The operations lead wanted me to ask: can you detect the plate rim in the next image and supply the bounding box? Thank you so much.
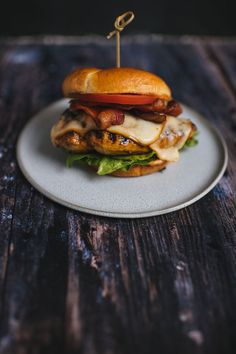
[16,100,228,218]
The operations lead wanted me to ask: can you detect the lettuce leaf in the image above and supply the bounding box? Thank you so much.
[66,151,156,176]
[183,131,198,148]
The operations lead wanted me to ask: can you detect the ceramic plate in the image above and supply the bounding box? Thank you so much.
[17,99,228,218]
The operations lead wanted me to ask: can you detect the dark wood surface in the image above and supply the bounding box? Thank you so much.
[0,35,235,354]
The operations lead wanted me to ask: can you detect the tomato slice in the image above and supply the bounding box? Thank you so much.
[74,94,156,105]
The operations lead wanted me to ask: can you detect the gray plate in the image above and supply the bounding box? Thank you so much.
[17,99,228,218]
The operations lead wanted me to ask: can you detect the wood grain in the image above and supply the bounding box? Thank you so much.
[0,36,235,354]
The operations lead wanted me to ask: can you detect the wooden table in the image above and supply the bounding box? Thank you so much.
[0,35,235,354]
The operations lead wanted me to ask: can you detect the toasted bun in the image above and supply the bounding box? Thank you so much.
[90,160,167,177]
[63,67,171,101]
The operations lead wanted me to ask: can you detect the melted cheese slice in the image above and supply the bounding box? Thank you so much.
[150,116,192,161]
[51,113,96,143]
[107,113,163,145]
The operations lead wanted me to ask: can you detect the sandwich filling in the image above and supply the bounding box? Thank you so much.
[51,98,198,175]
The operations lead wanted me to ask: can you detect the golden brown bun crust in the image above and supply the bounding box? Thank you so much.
[90,161,167,177]
[63,67,171,101]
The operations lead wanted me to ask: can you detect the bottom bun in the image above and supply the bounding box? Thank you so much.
[111,161,167,177]
[91,160,167,177]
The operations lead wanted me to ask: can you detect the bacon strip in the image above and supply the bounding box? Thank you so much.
[70,102,100,118]
[95,109,124,129]
[164,100,183,117]
[70,102,124,129]
[135,99,167,112]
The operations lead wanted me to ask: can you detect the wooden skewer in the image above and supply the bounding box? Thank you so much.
[107,11,135,68]
[116,31,120,68]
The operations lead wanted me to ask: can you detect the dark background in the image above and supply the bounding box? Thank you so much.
[0,0,235,37]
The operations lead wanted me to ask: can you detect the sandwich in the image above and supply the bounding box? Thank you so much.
[51,67,197,177]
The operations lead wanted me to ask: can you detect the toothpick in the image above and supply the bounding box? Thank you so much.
[107,11,135,68]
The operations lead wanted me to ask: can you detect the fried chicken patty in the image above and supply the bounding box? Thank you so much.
[54,130,150,155]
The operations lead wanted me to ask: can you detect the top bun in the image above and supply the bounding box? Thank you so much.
[62,67,172,101]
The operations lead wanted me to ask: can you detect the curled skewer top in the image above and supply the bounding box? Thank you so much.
[107,11,135,39]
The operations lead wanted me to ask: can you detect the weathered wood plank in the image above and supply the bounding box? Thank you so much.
[0,37,235,354]
[0,45,24,332]
[0,45,68,353]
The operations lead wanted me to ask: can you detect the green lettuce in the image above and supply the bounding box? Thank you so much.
[183,131,198,148]
[66,151,156,176]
